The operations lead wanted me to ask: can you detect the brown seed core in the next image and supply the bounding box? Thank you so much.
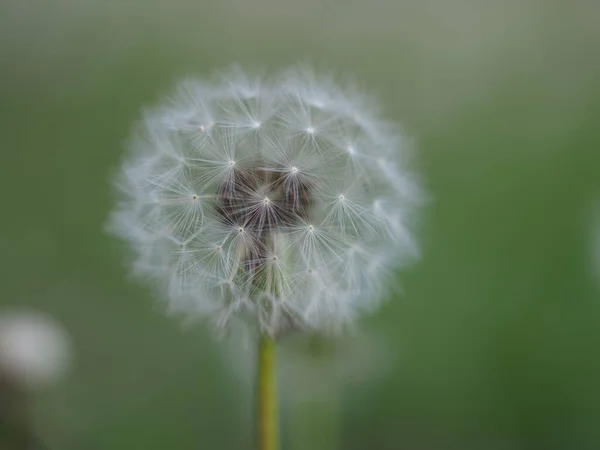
[215,165,313,275]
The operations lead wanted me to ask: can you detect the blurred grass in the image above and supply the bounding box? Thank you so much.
[1,0,599,449]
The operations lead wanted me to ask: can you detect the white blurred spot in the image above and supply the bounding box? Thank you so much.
[0,309,71,389]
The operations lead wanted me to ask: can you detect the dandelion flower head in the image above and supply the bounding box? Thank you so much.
[0,309,71,388]
[109,67,420,335]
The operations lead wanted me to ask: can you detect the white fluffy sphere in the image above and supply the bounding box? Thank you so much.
[0,310,71,388]
[108,66,420,335]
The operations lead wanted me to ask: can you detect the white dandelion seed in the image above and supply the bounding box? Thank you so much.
[108,66,421,336]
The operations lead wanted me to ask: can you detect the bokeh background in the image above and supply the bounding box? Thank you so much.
[1,0,600,449]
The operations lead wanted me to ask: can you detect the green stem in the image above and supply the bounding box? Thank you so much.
[257,334,277,450]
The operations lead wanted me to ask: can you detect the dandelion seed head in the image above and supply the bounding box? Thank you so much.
[0,310,71,389]
[108,66,421,336]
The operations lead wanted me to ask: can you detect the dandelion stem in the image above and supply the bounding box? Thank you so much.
[257,334,277,450]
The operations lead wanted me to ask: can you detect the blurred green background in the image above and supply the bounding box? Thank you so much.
[1,0,600,449]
